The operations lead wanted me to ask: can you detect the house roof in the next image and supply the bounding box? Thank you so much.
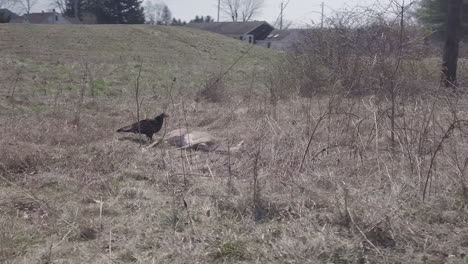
[187,21,273,36]
[10,12,81,24]
[0,8,20,19]
[265,29,302,41]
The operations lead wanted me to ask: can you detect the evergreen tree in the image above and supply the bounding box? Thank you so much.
[160,5,171,25]
[415,0,468,39]
[190,15,214,23]
[100,0,145,24]
[171,18,187,26]
[0,11,11,23]
[64,0,144,24]
[204,15,214,22]
[64,0,99,19]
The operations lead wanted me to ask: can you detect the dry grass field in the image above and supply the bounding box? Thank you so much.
[1,24,468,264]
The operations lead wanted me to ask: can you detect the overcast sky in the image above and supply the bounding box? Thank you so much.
[32,0,394,27]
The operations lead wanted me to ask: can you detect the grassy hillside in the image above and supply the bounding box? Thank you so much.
[0,24,275,64]
[0,24,276,101]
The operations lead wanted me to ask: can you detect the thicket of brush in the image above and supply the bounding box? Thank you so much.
[1,5,468,264]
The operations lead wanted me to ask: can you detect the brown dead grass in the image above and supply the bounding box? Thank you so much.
[0,140,52,178]
[2,89,468,263]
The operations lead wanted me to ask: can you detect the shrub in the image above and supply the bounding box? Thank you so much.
[289,13,432,97]
[214,241,247,261]
[0,141,51,178]
[197,72,228,103]
[0,12,11,23]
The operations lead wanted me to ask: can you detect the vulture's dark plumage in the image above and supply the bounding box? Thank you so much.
[117,113,168,141]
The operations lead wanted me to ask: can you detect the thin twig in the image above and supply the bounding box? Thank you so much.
[299,113,327,171]
[423,120,468,201]
[135,59,144,147]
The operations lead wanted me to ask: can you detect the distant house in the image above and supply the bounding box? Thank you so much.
[0,8,20,22]
[257,29,302,51]
[10,10,81,24]
[186,21,274,44]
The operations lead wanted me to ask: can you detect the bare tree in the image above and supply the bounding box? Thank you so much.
[50,0,66,14]
[240,0,263,21]
[50,0,79,17]
[441,0,463,88]
[144,0,163,25]
[17,0,38,14]
[221,0,239,21]
[0,0,19,9]
[272,0,294,29]
[221,0,264,22]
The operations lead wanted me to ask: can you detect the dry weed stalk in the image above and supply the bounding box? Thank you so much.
[72,67,87,128]
[0,175,113,262]
[6,69,20,99]
[134,59,144,147]
[198,44,255,103]
[251,127,264,222]
[423,119,468,201]
[299,111,328,171]
[80,61,95,97]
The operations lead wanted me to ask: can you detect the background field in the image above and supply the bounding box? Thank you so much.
[1,24,468,264]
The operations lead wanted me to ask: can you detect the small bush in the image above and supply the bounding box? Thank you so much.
[214,241,247,261]
[92,78,107,95]
[0,12,11,23]
[118,251,138,263]
[197,72,227,103]
[263,58,298,100]
[0,141,51,178]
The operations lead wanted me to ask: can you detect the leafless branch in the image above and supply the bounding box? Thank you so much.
[0,0,19,10]
[17,0,38,14]
[221,0,264,22]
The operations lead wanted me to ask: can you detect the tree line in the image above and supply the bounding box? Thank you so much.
[59,0,219,25]
[61,0,145,24]
[0,0,268,24]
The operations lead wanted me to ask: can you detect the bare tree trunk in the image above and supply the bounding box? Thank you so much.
[441,0,463,88]
[74,0,78,18]
[217,0,220,22]
[18,0,38,15]
[134,61,144,147]
[54,0,66,14]
[279,2,283,29]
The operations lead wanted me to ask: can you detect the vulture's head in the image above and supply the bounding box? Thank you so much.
[156,113,169,120]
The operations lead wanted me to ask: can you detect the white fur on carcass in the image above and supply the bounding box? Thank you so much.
[165,128,217,152]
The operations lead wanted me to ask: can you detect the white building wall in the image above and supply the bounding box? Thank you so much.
[44,13,72,24]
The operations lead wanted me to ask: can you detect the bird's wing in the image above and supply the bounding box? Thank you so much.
[117,119,153,133]
[116,123,135,132]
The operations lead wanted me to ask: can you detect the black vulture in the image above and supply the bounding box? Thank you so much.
[116,113,168,141]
